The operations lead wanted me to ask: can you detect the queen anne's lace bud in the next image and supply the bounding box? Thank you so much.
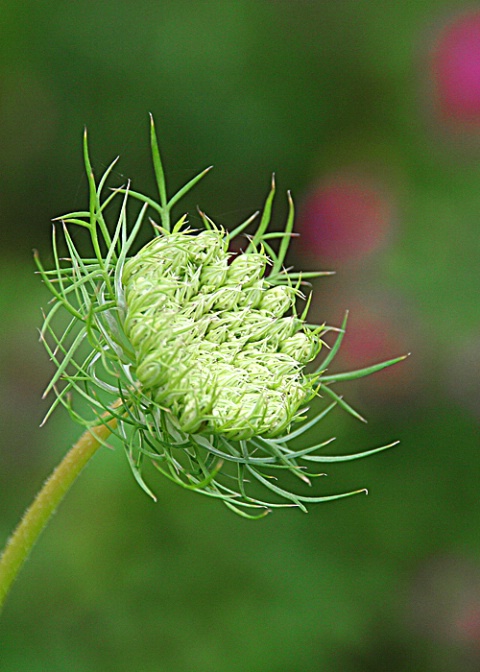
[122,227,320,441]
[38,119,403,516]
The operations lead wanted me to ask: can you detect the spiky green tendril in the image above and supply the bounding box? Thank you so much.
[35,116,404,518]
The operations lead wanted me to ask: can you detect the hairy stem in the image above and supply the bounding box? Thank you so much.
[0,417,117,613]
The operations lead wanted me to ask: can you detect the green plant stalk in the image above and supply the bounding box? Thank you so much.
[0,417,116,613]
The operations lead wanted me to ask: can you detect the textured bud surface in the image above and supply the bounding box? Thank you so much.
[122,227,321,440]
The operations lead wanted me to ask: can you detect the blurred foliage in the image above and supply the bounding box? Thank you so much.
[0,1,479,671]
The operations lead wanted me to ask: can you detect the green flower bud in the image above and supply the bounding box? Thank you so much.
[37,120,402,516]
[236,280,264,308]
[259,285,296,315]
[225,253,267,286]
[280,331,322,364]
[200,259,229,288]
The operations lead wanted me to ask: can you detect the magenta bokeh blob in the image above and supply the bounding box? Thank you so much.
[297,174,392,264]
[432,10,480,124]
[337,308,409,392]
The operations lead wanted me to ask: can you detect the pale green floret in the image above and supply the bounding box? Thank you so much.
[225,253,267,286]
[259,285,298,315]
[281,332,322,364]
[122,226,322,440]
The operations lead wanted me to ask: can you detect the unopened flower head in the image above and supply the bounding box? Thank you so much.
[122,227,321,440]
[36,117,403,517]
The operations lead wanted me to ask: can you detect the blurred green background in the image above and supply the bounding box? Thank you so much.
[1,1,479,670]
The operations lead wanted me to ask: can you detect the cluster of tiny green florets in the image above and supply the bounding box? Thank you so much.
[122,227,322,441]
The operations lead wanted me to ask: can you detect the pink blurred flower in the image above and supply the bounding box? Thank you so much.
[334,301,412,399]
[431,9,480,125]
[297,173,392,264]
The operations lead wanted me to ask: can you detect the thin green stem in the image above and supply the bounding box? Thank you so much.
[0,416,117,613]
